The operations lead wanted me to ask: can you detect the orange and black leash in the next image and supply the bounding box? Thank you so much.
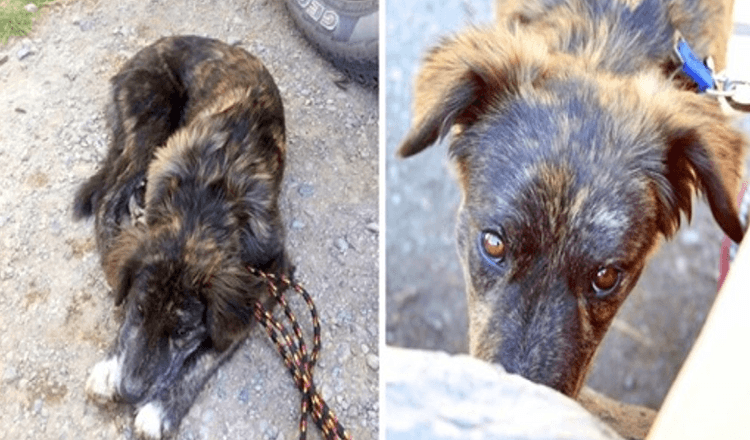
[248,267,352,440]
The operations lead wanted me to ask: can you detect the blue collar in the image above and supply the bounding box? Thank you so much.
[674,37,714,92]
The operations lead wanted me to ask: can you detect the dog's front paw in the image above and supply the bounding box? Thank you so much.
[85,356,121,403]
[135,402,170,440]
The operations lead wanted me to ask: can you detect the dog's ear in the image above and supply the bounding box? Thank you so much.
[204,267,254,352]
[103,227,145,294]
[398,28,553,157]
[655,93,745,243]
[114,255,141,306]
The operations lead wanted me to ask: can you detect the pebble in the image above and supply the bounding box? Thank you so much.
[291,220,305,230]
[335,238,349,252]
[3,365,19,383]
[237,387,249,404]
[0,55,8,67]
[25,3,38,13]
[365,353,379,371]
[297,183,314,197]
[365,222,378,233]
[33,399,43,415]
[336,343,351,363]
[17,40,34,60]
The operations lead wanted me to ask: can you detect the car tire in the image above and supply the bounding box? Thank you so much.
[283,0,378,87]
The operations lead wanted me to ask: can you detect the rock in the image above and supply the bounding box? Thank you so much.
[336,343,351,363]
[365,353,379,371]
[297,183,314,197]
[33,399,43,415]
[335,238,349,252]
[0,55,8,67]
[385,347,623,440]
[25,3,38,13]
[17,40,34,60]
[365,222,378,233]
[3,365,19,384]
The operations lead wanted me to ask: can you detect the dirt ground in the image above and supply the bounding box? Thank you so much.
[0,1,378,439]
[386,0,750,411]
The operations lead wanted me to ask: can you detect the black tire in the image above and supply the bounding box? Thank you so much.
[283,0,378,88]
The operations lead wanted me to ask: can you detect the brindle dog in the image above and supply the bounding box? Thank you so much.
[398,0,744,397]
[74,36,289,439]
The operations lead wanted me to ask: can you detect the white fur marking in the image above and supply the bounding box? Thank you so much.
[135,402,164,440]
[85,356,121,402]
[590,208,627,233]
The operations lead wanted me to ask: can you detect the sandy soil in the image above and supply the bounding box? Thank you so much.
[0,1,378,439]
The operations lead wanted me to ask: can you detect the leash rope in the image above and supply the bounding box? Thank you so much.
[249,267,352,440]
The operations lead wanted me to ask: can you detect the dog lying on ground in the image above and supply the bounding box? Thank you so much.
[73,35,289,439]
[398,0,744,398]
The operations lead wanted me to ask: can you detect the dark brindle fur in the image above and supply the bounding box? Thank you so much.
[399,0,744,397]
[73,35,288,438]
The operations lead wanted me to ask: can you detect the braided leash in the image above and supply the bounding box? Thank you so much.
[248,267,352,440]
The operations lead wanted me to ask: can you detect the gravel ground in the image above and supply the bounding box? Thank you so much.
[386,0,750,410]
[0,1,378,439]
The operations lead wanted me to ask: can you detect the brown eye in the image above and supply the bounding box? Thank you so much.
[482,231,506,260]
[593,266,620,294]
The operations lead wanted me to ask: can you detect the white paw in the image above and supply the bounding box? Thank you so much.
[135,402,166,440]
[85,356,121,403]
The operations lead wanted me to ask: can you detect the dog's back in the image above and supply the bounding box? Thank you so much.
[74,36,286,266]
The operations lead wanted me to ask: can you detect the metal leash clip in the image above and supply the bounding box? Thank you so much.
[674,33,750,112]
[709,73,750,112]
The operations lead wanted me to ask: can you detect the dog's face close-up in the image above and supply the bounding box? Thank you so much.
[399,0,745,397]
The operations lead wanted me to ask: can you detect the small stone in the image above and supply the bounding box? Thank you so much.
[0,55,8,67]
[360,343,369,355]
[335,238,349,252]
[17,45,32,60]
[237,388,249,404]
[365,222,378,233]
[365,353,379,371]
[24,3,38,13]
[291,220,305,230]
[3,366,19,383]
[33,399,43,415]
[297,183,314,197]
[336,343,351,363]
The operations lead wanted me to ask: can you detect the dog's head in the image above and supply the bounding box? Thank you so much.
[399,27,745,396]
[103,223,287,403]
[99,147,288,403]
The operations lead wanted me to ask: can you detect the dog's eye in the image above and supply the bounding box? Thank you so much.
[481,231,506,260]
[593,266,620,296]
